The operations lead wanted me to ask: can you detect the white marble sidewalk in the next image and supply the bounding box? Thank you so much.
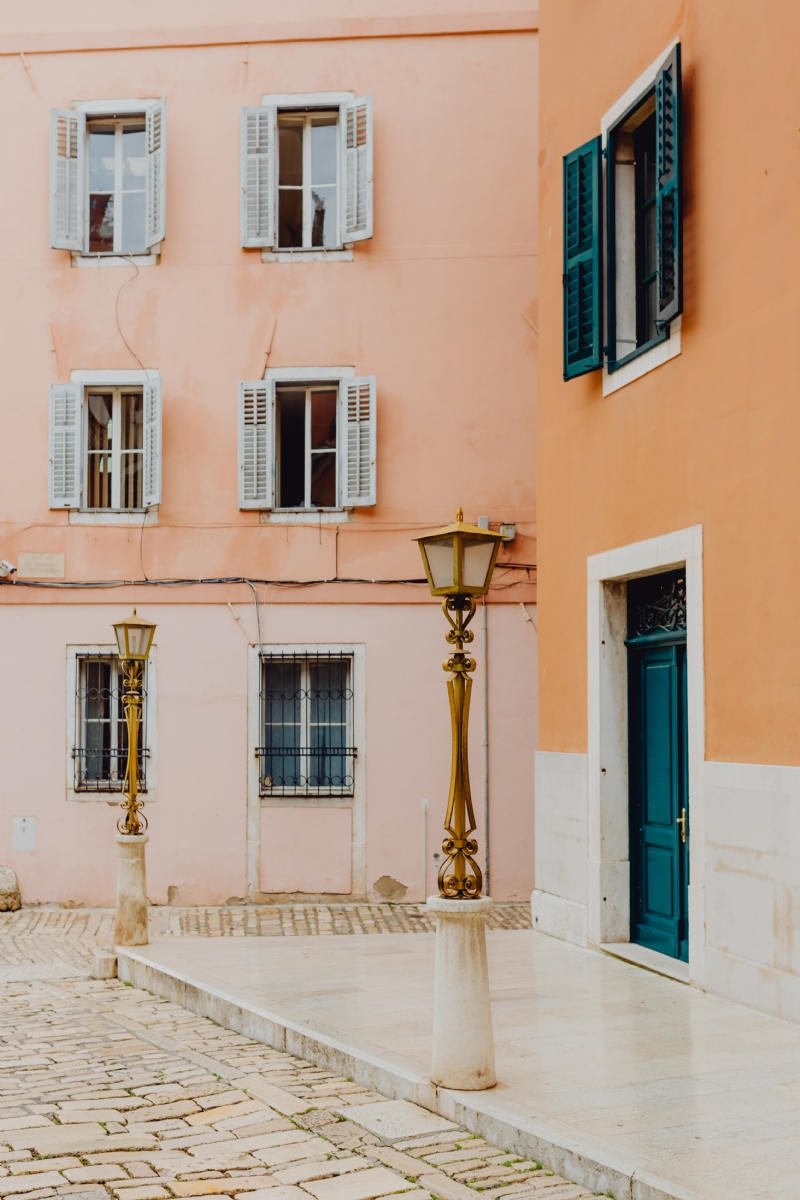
[119,928,800,1200]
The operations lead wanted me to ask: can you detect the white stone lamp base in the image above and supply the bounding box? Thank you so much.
[427,895,497,1090]
[115,834,149,947]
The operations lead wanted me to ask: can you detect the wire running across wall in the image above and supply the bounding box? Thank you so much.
[257,651,355,797]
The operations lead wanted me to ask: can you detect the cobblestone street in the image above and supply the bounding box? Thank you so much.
[0,906,597,1200]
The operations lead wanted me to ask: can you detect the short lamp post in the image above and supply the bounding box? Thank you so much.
[112,610,156,948]
[415,509,502,1090]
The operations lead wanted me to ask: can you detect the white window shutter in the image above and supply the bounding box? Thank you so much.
[50,109,85,251]
[239,381,274,509]
[145,99,166,247]
[340,376,376,507]
[49,384,82,508]
[341,96,373,243]
[241,107,277,248]
[142,376,162,507]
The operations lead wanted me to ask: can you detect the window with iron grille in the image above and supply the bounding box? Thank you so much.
[73,654,149,792]
[258,652,355,796]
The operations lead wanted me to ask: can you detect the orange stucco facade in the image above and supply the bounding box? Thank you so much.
[540,1,800,764]
[536,0,800,1022]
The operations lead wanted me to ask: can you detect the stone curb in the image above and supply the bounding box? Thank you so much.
[116,948,713,1200]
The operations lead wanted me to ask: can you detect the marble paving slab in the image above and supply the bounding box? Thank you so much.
[125,929,800,1200]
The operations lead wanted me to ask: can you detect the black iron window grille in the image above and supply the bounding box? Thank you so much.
[74,654,149,792]
[258,652,355,796]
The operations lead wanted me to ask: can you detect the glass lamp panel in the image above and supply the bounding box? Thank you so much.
[425,538,455,589]
[114,626,128,657]
[126,624,153,658]
[462,538,496,590]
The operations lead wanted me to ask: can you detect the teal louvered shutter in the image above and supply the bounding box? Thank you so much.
[655,45,682,326]
[563,137,603,380]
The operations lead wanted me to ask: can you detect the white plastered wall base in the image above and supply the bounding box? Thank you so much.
[531,750,588,947]
[587,526,705,985]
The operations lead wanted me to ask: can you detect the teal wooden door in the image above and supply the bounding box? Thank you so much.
[627,572,688,962]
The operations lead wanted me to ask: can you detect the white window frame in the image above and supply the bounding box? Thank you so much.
[66,644,158,804]
[82,384,145,513]
[247,642,366,900]
[53,370,162,524]
[69,98,163,266]
[83,115,148,257]
[275,382,342,512]
[601,41,681,396]
[259,92,357,263]
[244,366,356,523]
[277,111,341,253]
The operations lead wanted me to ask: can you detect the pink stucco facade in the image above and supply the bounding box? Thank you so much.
[0,1,538,905]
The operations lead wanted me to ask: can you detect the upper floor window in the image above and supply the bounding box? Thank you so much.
[562,45,682,381]
[238,372,376,512]
[49,374,162,511]
[241,94,373,254]
[50,100,166,258]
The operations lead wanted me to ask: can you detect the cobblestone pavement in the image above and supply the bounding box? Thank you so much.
[0,908,532,983]
[0,904,598,1200]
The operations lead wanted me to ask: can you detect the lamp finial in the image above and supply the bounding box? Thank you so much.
[456,507,463,522]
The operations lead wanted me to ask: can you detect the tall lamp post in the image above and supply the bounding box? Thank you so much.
[415,510,502,1090]
[112,610,156,948]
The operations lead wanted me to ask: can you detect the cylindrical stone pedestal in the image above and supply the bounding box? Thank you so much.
[114,834,149,947]
[427,895,496,1090]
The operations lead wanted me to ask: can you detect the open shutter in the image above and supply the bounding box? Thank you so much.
[241,106,276,248]
[340,377,376,507]
[341,97,373,243]
[563,136,603,380]
[50,109,85,251]
[142,376,162,507]
[145,99,166,247]
[655,44,682,326]
[239,381,274,509]
[49,384,82,508]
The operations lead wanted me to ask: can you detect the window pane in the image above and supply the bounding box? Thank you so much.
[310,453,337,508]
[311,187,337,248]
[121,192,146,254]
[89,127,115,192]
[310,391,337,449]
[277,389,306,507]
[262,660,302,787]
[88,394,113,450]
[309,660,349,786]
[122,126,146,189]
[310,118,337,186]
[278,189,303,248]
[87,393,113,510]
[278,121,303,186]
[89,194,114,252]
[120,453,143,510]
[82,660,111,783]
[120,393,143,450]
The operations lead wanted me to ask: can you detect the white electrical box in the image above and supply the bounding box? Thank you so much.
[11,817,36,853]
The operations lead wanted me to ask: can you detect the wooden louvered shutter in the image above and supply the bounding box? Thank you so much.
[563,137,603,380]
[239,381,273,509]
[341,97,373,243]
[655,44,682,326]
[49,384,82,508]
[340,377,376,507]
[142,377,162,507]
[146,100,166,247]
[50,109,85,251]
[241,107,276,248]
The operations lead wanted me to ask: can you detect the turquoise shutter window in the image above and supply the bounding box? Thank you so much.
[563,137,603,380]
[655,44,682,326]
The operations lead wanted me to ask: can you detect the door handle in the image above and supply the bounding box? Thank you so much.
[677,808,687,843]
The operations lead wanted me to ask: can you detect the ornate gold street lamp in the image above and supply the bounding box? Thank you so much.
[112,610,157,836]
[416,510,502,900]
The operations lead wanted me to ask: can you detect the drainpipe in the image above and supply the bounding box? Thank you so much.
[481,598,490,898]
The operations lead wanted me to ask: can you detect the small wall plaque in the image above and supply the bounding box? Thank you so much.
[16,552,65,579]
